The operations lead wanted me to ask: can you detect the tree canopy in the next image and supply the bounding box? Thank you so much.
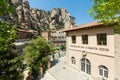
[0,21,23,80]
[0,0,14,16]
[0,0,23,79]
[24,37,55,79]
[89,0,120,22]
[0,21,16,51]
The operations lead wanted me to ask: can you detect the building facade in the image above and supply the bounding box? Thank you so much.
[41,30,51,41]
[18,29,32,39]
[64,22,120,80]
[14,29,37,55]
[41,30,66,50]
[18,29,38,39]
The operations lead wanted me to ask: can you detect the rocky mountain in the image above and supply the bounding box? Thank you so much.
[8,0,75,31]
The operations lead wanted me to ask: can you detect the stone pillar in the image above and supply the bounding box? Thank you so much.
[47,60,51,69]
[39,64,43,78]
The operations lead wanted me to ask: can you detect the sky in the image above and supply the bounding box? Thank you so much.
[28,0,96,25]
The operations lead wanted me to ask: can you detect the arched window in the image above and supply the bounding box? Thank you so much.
[99,65,108,78]
[71,57,76,64]
[81,58,91,74]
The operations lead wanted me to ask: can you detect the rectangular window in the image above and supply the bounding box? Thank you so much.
[97,33,107,45]
[82,35,88,44]
[71,35,76,44]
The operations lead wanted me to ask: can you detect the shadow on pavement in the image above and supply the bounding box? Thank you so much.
[50,59,58,67]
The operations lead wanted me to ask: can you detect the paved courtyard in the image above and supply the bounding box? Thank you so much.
[41,56,93,80]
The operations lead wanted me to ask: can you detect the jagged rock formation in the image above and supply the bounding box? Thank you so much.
[10,0,75,31]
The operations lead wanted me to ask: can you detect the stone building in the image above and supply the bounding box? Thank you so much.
[50,30,66,49]
[64,22,120,80]
[14,29,37,54]
[18,29,32,39]
[41,30,51,41]
[41,30,66,50]
[18,29,38,39]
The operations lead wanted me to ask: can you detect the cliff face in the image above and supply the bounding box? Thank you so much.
[10,0,75,31]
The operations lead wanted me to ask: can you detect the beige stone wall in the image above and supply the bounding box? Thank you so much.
[115,34,120,80]
[66,27,115,80]
[67,49,114,80]
[68,27,114,57]
[66,33,70,65]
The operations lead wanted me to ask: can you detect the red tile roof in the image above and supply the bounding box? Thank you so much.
[64,22,102,32]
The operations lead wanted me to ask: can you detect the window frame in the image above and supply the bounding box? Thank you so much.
[81,58,91,75]
[97,33,107,45]
[71,57,76,65]
[82,35,88,44]
[99,65,108,79]
[71,35,76,44]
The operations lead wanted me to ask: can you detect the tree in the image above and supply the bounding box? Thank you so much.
[0,21,23,80]
[0,0,23,79]
[89,0,120,22]
[24,37,55,79]
[0,0,14,16]
[89,0,120,32]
